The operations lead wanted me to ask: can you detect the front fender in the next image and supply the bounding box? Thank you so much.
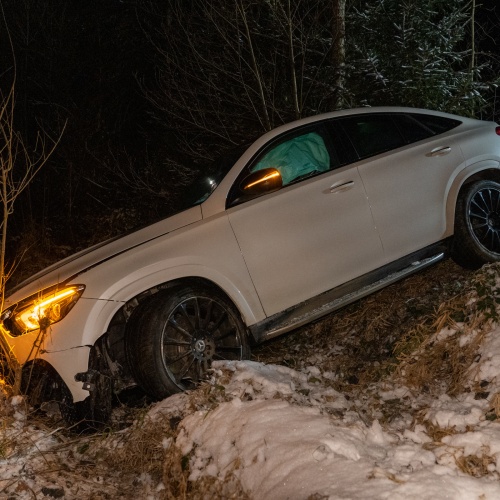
[80,262,265,348]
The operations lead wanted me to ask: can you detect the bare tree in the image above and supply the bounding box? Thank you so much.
[139,0,345,165]
[0,82,63,310]
[331,0,346,108]
[0,79,63,392]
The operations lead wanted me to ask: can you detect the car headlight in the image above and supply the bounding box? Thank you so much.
[0,284,85,337]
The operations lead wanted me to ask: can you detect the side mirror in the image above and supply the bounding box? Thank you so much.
[240,168,282,196]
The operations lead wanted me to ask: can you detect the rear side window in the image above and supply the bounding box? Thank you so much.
[410,113,461,135]
[339,112,462,161]
[393,113,462,145]
[339,115,405,159]
[392,114,436,144]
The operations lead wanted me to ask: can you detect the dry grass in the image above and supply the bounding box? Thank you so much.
[394,313,488,397]
[489,393,500,420]
[79,388,249,499]
[394,264,500,397]
[161,442,188,499]
[455,450,496,477]
[420,419,457,444]
[254,259,474,393]
[167,473,250,500]
[254,260,500,406]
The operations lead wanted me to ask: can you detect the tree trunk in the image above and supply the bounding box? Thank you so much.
[331,0,346,110]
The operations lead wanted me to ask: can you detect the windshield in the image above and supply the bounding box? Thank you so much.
[182,146,248,208]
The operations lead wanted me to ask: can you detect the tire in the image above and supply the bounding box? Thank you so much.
[125,284,250,399]
[22,360,64,408]
[452,179,500,269]
[22,360,112,432]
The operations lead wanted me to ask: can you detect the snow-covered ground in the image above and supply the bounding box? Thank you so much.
[2,265,500,499]
[3,332,500,499]
[171,349,500,499]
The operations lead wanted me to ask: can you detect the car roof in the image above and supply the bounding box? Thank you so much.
[201,106,474,218]
[261,106,465,135]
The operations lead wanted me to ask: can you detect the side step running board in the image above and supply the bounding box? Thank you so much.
[251,252,445,343]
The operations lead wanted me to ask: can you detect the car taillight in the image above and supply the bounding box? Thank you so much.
[496,126,500,136]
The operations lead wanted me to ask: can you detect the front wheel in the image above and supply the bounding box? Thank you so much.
[452,180,500,269]
[126,284,250,399]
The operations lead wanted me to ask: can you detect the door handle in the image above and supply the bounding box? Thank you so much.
[427,146,451,157]
[330,181,354,193]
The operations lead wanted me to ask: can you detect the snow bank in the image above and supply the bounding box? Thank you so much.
[163,343,500,499]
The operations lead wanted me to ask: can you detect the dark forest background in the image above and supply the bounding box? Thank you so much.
[0,0,499,284]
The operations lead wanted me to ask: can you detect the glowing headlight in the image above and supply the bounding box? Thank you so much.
[1,284,85,337]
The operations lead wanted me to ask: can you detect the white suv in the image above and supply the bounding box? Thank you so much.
[2,107,500,423]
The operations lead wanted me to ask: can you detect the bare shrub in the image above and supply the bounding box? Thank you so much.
[0,74,64,392]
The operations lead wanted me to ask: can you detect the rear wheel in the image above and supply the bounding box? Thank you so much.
[452,180,500,269]
[126,285,250,399]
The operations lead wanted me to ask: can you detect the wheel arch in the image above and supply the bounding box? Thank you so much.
[116,275,250,326]
[80,260,264,346]
[89,275,255,393]
[445,162,500,235]
[20,358,71,407]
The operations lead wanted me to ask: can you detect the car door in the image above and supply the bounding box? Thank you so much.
[336,113,465,263]
[226,125,385,317]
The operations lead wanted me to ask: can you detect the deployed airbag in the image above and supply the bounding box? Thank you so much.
[252,132,330,185]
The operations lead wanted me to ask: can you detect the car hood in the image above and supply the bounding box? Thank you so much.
[5,206,203,306]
